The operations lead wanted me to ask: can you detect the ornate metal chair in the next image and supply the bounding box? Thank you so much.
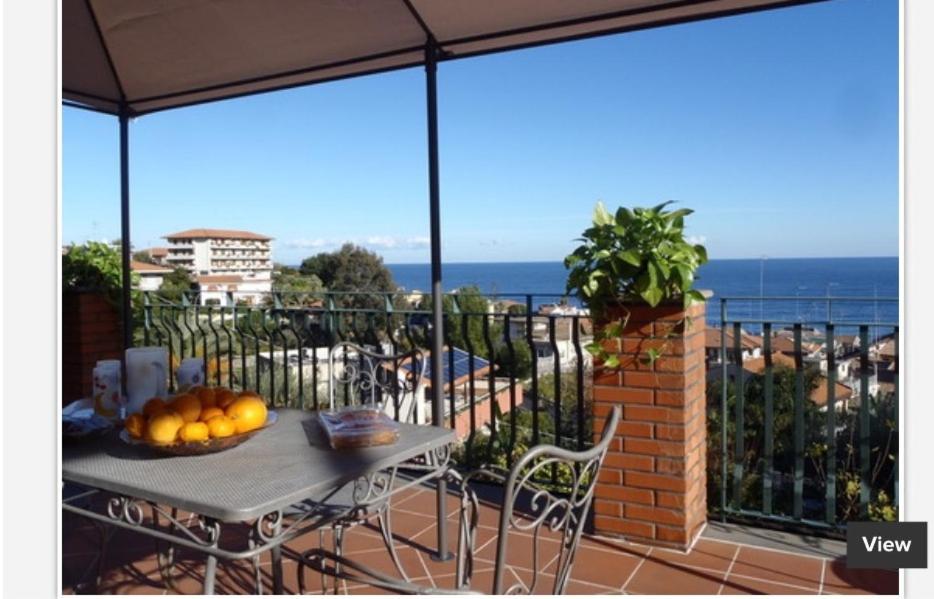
[328,340,427,423]
[301,341,430,592]
[298,405,622,595]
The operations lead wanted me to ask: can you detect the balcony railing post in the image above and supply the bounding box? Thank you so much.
[825,324,836,524]
[720,299,728,522]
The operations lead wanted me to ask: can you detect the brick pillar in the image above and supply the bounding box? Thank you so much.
[62,291,123,404]
[592,299,707,551]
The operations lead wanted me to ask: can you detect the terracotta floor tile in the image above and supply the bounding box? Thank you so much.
[647,539,739,573]
[821,558,899,595]
[729,546,824,591]
[404,514,496,562]
[64,482,888,596]
[581,535,654,557]
[720,573,819,595]
[565,544,643,589]
[624,558,725,595]
[390,487,432,511]
[459,567,522,594]
[339,545,435,582]
[473,529,562,573]
[95,556,167,595]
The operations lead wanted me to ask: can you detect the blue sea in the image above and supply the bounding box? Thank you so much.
[387,257,899,328]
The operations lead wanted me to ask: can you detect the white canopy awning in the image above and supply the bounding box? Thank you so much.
[64,0,823,116]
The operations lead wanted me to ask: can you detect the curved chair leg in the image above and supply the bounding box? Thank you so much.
[377,504,409,581]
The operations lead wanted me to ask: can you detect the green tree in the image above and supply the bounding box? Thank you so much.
[536,371,594,449]
[157,267,193,303]
[133,250,156,264]
[272,271,325,305]
[495,341,532,379]
[63,241,145,342]
[443,286,492,355]
[707,366,897,523]
[274,262,300,276]
[299,243,396,310]
[63,241,140,301]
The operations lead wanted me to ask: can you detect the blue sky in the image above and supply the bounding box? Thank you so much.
[63,0,898,265]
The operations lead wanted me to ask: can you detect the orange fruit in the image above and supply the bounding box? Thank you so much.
[169,394,202,423]
[142,397,166,418]
[164,409,184,428]
[199,406,225,422]
[178,421,210,442]
[215,388,238,409]
[224,396,268,434]
[238,389,263,400]
[206,415,236,438]
[147,412,183,444]
[125,413,146,439]
[193,386,217,408]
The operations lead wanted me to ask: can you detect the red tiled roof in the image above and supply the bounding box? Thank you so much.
[197,275,244,284]
[739,352,851,406]
[706,327,761,350]
[131,260,172,273]
[742,352,797,373]
[770,335,820,354]
[145,247,168,257]
[811,379,853,406]
[165,228,272,241]
[877,339,896,359]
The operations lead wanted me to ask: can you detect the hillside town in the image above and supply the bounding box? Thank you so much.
[705,325,897,411]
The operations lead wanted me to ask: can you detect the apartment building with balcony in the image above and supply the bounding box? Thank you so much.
[164,228,273,305]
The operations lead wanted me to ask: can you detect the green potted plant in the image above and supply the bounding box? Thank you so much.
[564,201,708,368]
[63,241,135,303]
[62,242,140,402]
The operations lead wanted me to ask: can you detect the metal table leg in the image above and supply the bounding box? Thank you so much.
[271,518,284,594]
[203,554,218,594]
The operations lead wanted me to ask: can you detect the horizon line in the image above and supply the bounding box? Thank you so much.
[372,255,900,266]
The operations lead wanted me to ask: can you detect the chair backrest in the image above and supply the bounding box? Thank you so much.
[327,341,427,423]
[489,405,621,595]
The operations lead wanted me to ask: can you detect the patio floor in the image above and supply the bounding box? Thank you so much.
[62,483,898,595]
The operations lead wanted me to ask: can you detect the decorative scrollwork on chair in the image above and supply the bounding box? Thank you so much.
[328,341,427,423]
[299,405,622,595]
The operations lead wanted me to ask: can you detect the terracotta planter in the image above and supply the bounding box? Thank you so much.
[590,296,708,551]
[62,291,123,404]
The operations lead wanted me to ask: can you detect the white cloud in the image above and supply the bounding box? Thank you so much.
[283,238,332,250]
[687,235,707,246]
[364,235,430,249]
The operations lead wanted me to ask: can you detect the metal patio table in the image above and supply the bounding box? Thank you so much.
[62,408,456,594]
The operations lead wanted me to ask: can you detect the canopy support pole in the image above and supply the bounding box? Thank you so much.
[425,41,452,562]
[119,108,133,353]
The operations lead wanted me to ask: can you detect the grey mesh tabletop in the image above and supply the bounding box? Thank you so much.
[62,409,455,522]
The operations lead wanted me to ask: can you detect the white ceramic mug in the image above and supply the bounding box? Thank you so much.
[177,357,205,391]
[92,359,123,419]
[125,347,168,414]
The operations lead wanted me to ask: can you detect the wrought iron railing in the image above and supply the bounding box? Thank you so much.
[714,296,899,533]
[140,290,594,484]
